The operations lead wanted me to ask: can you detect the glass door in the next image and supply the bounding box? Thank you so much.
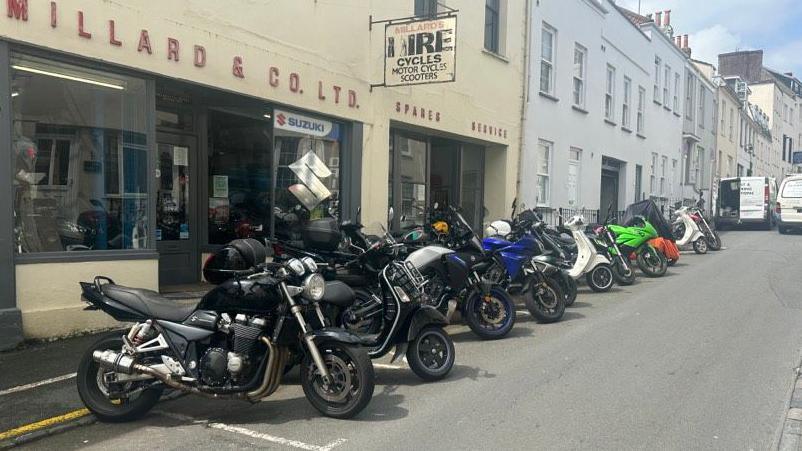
[389,131,428,231]
[460,144,485,231]
[156,134,198,286]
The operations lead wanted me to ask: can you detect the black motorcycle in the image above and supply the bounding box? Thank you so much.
[77,239,374,421]
[314,255,456,381]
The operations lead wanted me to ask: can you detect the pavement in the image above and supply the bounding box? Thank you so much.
[2,229,802,450]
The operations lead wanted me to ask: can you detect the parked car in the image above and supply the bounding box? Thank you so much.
[776,174,802,234]
[716,176,777,230]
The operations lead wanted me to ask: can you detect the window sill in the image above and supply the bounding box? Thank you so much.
[664,105,672,112]
[15,249,159,265]
[636,133,647,139]
[482,49,509,63]
[621,126,633,133]
[539,91,559,102]
[604,118,617,126]
[653,99,662,106]
[674,111,681,118]
[571,105,589,114]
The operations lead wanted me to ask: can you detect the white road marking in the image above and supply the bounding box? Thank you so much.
[209,423,347,451]
[155,410,347,451]
[0,373,76,397]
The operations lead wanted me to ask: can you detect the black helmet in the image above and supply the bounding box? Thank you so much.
[203,238,266,285]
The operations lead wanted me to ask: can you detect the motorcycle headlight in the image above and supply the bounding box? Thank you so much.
[393,286,412,303]
[287,259,305,277]
[301,257,318,273]
[302,273,325,301]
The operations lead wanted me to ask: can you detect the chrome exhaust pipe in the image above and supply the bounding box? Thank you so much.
[93,350,136,374]
[246,336,279,401]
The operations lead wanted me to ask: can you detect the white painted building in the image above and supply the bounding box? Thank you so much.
[521,0,706,217]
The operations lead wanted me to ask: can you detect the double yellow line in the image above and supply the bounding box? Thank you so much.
[0,408,90,442]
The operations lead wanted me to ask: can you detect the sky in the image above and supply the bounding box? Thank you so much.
[619,0,802,77]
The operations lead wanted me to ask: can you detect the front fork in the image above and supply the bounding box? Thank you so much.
[279,283,332,383]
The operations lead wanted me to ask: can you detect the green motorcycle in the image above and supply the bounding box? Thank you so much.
[608,216,668,277]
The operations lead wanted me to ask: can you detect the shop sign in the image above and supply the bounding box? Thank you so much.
[273,109,335,138]
[288,152,333,210]
[4,1,361,110]
[383,16,457,87]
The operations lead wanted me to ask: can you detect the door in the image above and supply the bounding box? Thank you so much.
[156,134,198,286]
[460,144,485,231]
[600,170,619,215]
[389,131,429,231]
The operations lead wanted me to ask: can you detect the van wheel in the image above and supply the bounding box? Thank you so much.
[779,226,788,234]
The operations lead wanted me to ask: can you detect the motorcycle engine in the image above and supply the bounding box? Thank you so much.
[200,315,271,386]
[199,348,229,386]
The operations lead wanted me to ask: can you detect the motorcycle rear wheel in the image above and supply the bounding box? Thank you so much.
[693,237,708,254]
[77,333,163,423]
[463,288,516,340]
[407,326,455,381]
[636,246,667,277]
[524,277,566,323]
[612,260,636,285]
[301,343,374,419]
[586,264,614,292]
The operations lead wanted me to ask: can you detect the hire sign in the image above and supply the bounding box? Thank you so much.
[384,16,456,87]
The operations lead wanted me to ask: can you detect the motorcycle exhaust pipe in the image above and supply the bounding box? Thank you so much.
[93,350,136,374]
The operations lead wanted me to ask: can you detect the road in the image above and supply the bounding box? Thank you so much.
[8,230,802,450]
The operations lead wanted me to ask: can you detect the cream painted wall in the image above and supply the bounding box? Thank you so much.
[15,259,158,338]
[1,0,526,230]
[717,88,739,179]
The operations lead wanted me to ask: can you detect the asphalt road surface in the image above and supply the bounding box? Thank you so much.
[11,230,802,450]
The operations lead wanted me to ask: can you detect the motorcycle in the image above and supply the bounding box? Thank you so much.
[672,205,708,254]
[561,215,615,292]
[414,208,517,340]
[608,216,668,277]
[676,198,721,251]
[77,239,374,420]
[312,249,457,380]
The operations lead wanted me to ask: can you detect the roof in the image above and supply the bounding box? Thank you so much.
[766,69,802,96]
[615,5,652,26]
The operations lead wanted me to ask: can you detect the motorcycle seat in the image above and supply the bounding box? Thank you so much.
[101,285,196,322]
[321,281,355,307]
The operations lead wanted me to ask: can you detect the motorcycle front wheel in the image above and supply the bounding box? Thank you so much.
[707,231,722,251]
[556,272,578,306]
[301,343,375,419]
[464,287,516,340]
[76,333,163,423]
[524,277,566,323]
[407,326,455,381]
[636,246,667,277]
[612,259,636,285]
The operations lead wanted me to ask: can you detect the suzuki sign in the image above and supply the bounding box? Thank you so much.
[273,109,334,137]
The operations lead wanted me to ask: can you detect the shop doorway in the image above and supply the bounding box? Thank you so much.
[156,133,198,286]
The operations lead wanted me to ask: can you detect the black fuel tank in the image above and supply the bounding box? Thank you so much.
[197,276,281,313]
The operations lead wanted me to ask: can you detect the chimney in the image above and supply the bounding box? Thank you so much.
[683,34,689,49]
[785,72,794,77]
[655,11,663,27]
[664,10,671,27]
[675,36,682,47]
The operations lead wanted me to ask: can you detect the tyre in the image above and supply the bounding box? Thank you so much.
[463,287,516,340]
[406,326,455,381]
[692,237,708,254]
[612,259,635,285]
[636,246,667,277]
[586,264,614,292]
[707,231,722,251]
[524,277,565,323]
[301,343,374,419]
[667,258,678,267]
[556,273,578,306]
[76,333,163,423]
[779,225,788,234]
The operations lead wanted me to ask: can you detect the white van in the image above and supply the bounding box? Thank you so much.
[716,177,778,230]
[777,175,802,234]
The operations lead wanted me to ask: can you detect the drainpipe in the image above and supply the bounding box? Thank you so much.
[516,0,532,216]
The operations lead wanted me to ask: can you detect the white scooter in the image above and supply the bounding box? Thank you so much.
[672,206,708,254]
[564,215,615,292]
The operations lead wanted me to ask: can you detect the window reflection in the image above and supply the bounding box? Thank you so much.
[11,55,148,253]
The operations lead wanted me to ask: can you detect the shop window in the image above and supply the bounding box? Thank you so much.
[10,54,149,253]
[388,132,428,230]
[207,111,273,245]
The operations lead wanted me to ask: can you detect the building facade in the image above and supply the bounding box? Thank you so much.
[714,80,741,180]
[521,0,710,217]
[0,0,527,347]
